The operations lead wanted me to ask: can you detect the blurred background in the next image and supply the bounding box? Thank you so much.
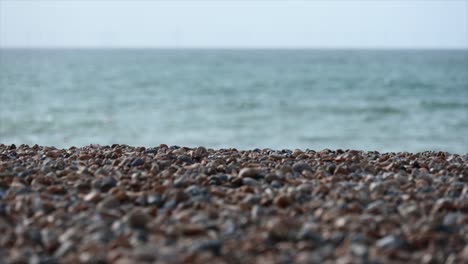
[1,1,467,153]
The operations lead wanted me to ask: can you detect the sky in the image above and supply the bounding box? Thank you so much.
[0,0,467,48]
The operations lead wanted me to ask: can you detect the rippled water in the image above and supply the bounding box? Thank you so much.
[1,49,467,153]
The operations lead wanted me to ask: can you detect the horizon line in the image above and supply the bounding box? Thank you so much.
[1,46,468,51]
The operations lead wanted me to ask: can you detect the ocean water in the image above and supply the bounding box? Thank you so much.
[0,49,467,153]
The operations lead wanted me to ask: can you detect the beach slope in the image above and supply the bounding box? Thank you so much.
[0,144,467,263]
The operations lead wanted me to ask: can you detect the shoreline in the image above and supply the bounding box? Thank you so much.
[1,144,467,263]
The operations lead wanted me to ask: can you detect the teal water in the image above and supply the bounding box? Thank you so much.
[1,49,467,153]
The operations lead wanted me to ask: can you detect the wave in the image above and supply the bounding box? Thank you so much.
[420,100,468,110]
[317,105,402,115]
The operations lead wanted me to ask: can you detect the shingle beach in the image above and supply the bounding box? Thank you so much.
[0,144,467,263]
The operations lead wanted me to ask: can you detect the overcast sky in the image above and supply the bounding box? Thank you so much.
[1,0,467,48]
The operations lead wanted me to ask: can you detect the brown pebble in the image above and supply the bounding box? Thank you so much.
[126,209,148,229]
[79,154,92,160]
[84,191,101,203]
[274,195,292,208]
[47,185,67,195]
[182,224,206,236]
[238,167,260,178]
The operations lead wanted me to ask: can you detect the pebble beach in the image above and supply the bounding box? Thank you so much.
[0,144,467,264]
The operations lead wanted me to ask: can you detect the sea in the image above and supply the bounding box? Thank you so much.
[0,49,467,153]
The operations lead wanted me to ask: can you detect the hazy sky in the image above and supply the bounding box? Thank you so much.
[1,0,467,48]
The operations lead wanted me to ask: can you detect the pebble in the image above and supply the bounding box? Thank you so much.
[100,176,117,192]
[376,235,402,251]
[274,195,292,208]
[443,212,462,226]
[369,182,384,193]
[365,200,387,214]
[54,240,74,258]
[292,162,313,173]
[242,177,260,186]
[267,218,298,242]
[131,158,144,167]
[193,240,223,256]
[84,191,101,203]
[178,155,193,164]
[350,243,368,257]
[271,180,282,188]
[238,167,260,178]
[98,196,120,209]
[126,209,149,229]
[147,194,164,207]
[297,183,314,193]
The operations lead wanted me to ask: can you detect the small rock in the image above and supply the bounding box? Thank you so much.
[208,175,227,185]
[292,162,313,173]
[100,176,117,192]
[98,197,120,209]
[350,243,368,257]
[78,154,92,160]
[274,195,292,208]
[292,149,304,157]
[75,180,92,192]
[238,168,260,178]
[267,218,298,242]
[369,182,384,193]
[242,177,260,186]
[376,235,402,251]
[443,212,462,226]
[296,224,322,242]
[84,191,101,203]
[46,150,61,158]
[178,155,193,164]
[243,194,261,205]
[131,158,144,167]
[47,185,67,195]
[194,240,223,256]
[174,190,190,203]
[181,224,206,236]
[54,240,74,258]
[297,183,314,193]
[174,176,190,188]
[185,185,203,196]
[365,200,387,214]
[127,209,149,229]
[147,194,164,207]
[398,204,420,218]
[334,165,348,175]
[270,154,286,160]
[193,146,208,158]
[113,190,129,202]
[271,180,282,188]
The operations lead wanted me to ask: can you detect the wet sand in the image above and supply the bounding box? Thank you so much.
[0,144,467,263]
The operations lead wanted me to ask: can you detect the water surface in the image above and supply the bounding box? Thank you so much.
[1,49,467,153]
